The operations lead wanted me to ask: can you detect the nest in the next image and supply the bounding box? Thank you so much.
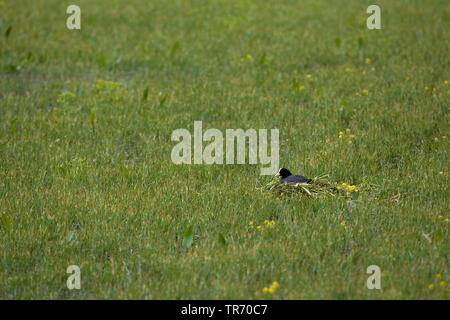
[260,174,341,199]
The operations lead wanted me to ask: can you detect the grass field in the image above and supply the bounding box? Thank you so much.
[0,0,449,299]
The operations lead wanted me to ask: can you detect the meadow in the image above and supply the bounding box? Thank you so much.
[0,0,448,299]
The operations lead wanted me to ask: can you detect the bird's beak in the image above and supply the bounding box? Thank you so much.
[274,172,280,177]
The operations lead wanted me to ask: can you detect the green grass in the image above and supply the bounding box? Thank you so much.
[0,0,449,299]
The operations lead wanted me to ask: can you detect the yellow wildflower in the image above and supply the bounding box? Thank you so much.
[428,284,434,290]
[436,273,441,279]
[365,58,371,64]
[440,281,446,287]
[263,281,279,294]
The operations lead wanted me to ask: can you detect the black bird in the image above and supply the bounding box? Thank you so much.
[275,168,312,184]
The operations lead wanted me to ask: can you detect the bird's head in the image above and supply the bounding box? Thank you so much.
[275,168,292,178]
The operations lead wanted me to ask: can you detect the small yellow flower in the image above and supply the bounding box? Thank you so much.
[322,151,327,156]
[439,172,443,175]
[442,136,447,139]
[365,58,371,64]
[247,54,253,60]
[348,185,356,192]
[240,58,244,62]
[340,221,346,226]
[440,281,446,287]
[362,89,368,95]
[257,225,262,229]
[299,85,305,90]
[249,221,253,226]
[356,92,361,96]
[445,218,449,223]
[341,183,347,187]
[428,284,434,290]
[345,67,351,72]
[434,137,439,142]
[337,186,341,190]
[348,140,352,144]
[435,273,441,279]
[433,87,437,92]
[346,191,350,195]
[349,134,356,138]
[270,220,275,225]
[263,281,279,294]
[346,128,351,133]
[264,220,269,224]
[306,74,312,79]
[371,67,376,71]
[425,86,429,90]
[444,80,448,85]
[438,215,443,219]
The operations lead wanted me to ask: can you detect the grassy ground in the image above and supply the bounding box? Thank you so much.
[0,0,448,299]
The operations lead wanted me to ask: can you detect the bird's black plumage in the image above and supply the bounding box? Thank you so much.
[275,168,311,184]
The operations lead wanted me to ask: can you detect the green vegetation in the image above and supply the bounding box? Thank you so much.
[0,0,448,299]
